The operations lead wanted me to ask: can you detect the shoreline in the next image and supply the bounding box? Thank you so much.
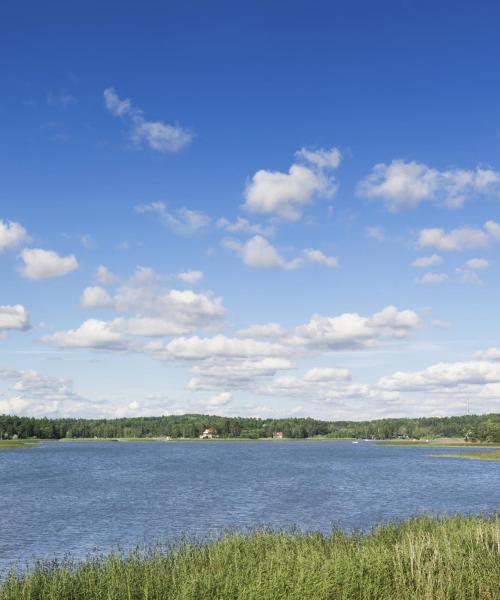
[3,436,500,448]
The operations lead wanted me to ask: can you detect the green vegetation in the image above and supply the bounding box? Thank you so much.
[0,439,38,450]
[435,450,500,461]
[1,412,500,442]
[377,440,500,447]
[1,515,498,599]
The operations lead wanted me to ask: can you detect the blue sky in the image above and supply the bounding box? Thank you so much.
[1,0,500,420]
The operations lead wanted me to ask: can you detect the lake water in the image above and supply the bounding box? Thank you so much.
[0,441,498,572]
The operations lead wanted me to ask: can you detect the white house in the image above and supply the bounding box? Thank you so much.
[200,427,217,439]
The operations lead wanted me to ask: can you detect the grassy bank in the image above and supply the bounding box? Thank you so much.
[0,439,38,450]
[377,439,500,448]
[435,450,500,461]
[1,515,499,599]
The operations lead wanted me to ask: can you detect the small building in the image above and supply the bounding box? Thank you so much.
[273,431,284,439]
[200,427,217,439]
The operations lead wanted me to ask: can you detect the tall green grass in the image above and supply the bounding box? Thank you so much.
[1,515,499,599]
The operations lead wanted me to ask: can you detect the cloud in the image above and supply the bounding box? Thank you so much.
[0,219,29,252]
[112,270,226,334]
[0,305,30,331]
[485,220,500,240]
[465,258,490,270]
[358,159,500,211]
[260,370,396,409]
[0,367,142,418]
[158,335,290,361]
[109,317,192,337]
[295,147,342,170]
[135,201,210,235]
[0,368,86,416]
[365,227,385,242]
[81,286,113,309]
[20,248,78,280]
[187,357,294,391]
[103,87,193,153]
[42,319,127,350]
[416,222,500,251]
[205,391,232,407]
[378,359,500,392]
[475,347,500,361]
[103,87,132,116]
[303,367,351,382]
[43,267,227,350]
[237,322,286,339]
[223,237,338,271]
[412,254,442,268]
[177,270,203,285]
[222,235,302,270]
[95,265,118,285]
[416,272,448,284]
[138,305,419,395]
[148,334,294,391]
[456,268,482,285]
[243,147,341,221]
[302,248,338,268]
[216,217,275,237]
[289,305,420,351]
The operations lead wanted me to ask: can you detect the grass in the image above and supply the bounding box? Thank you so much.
[434,450,500,461]
[377,439,500,448]
[1,515,499,599]
[0,439,38,450]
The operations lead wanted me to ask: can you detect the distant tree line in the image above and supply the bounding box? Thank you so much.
[0,413,499,442]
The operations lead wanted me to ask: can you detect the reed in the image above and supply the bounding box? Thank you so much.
[1,515,499,599]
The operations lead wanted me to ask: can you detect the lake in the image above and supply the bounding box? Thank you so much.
[0,441,498,573]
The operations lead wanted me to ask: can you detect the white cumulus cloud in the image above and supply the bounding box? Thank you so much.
[177,270,203,285]
[358,159,500,211]
[42,319,127,350]
[302,248,338,268]
[465,258,490,270]
[0,305,30,331]
[222,235,302,270]
[43,267,227,350]
[0,219,29,252]
[416,221,500,252]
[378,360,500,392]
[237,322,286,339]
[20,248,78,280]
[243,147,341,221]
[289,305,420,350]
[81,286,113,309]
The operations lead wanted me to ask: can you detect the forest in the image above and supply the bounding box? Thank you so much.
[1,412,499,442]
